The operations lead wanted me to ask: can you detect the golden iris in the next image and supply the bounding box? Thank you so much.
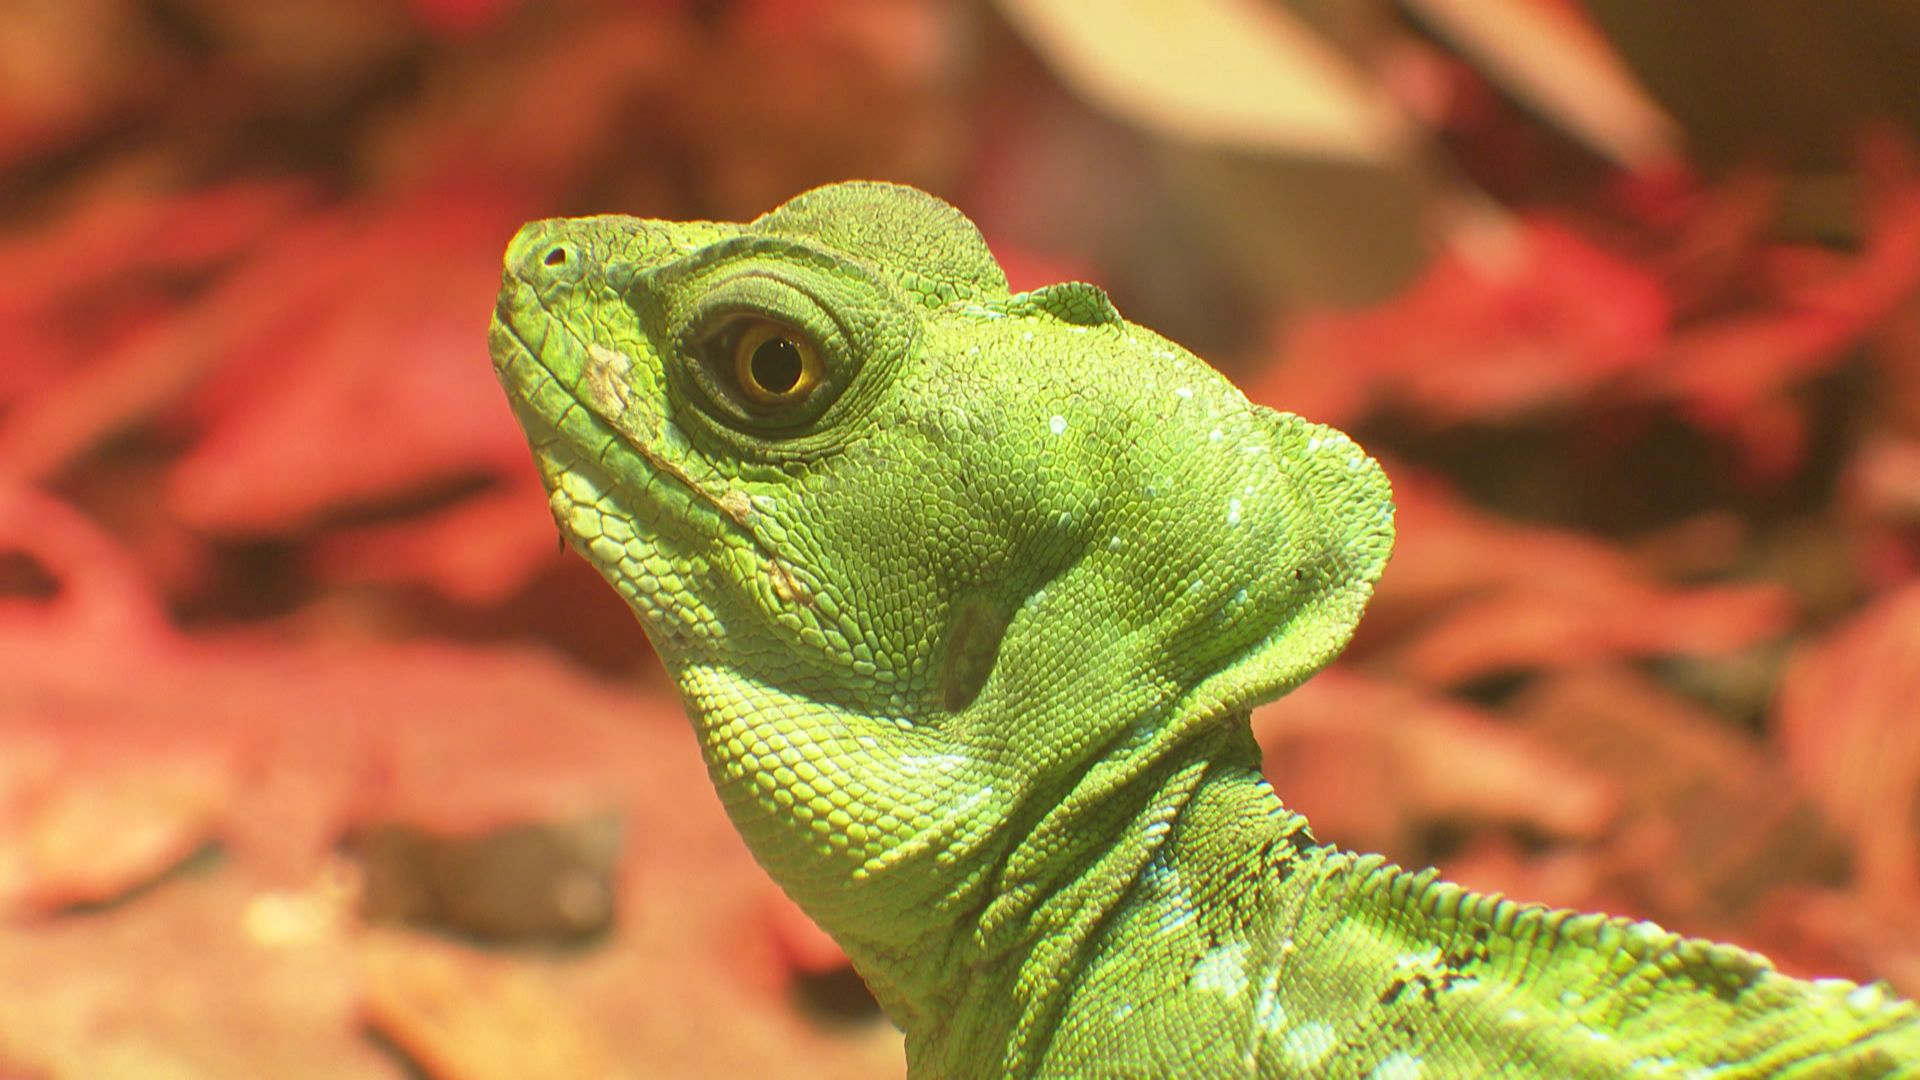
[731,320,822,406]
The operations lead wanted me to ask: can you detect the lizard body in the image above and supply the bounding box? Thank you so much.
[488,181,1919,1078]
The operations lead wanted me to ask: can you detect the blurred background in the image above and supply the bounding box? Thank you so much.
[3,0,1920,1076]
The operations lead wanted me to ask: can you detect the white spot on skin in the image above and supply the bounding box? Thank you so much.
[1847,983,1888,1011]
[1209,428,1223,442]
[1175,386,1193,399]
[1227,498,1242,526]
[1050,415,1067,435]
[1255,983,1286,1032]
[1394,948,1440,969]
[1190,942,1250,997]
[1156,898,1195,932]
[1368,1052,1424,1080]
[1283,1022,1336,1068]
[899,753,969,775]
[1022,331,1035,341]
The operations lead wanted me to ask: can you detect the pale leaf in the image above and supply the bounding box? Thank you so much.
[995,0,1413,163]
[1402,0,1680,168]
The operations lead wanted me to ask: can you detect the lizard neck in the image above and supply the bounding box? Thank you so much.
[900,717,1316,1078]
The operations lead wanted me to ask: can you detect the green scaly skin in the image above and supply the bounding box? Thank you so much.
[488,182,1919,1078]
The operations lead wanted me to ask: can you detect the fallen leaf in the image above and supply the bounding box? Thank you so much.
[1252,667,1615,858]
[1511,667,1849,924]
[1372,469,1795,684]
[0,870,393,1080]
[1402,0,1680,170]
[165,181,538,536]
[1257,214,1670,426]
[995,0,1413,164]
[308,476,565,605]
[1775,583,1920,911]
[359,930,631,1080]
[0,734,230,918]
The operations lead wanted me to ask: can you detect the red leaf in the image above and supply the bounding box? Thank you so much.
[1256,214,1671,425]
[309,475,563,605]
[166,182,538,535]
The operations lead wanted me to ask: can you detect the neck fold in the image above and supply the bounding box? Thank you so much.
[890,719,1314,1078]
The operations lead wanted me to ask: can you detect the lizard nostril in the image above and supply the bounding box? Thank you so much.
[544,246,569,267]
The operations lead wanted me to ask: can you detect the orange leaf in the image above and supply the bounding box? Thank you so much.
[1776,583,1920,910]
[1253,667,1614,858]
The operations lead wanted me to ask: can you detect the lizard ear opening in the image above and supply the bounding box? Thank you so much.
[754,182,1010,306]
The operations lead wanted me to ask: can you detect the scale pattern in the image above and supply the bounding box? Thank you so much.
[489,182,1920,1078]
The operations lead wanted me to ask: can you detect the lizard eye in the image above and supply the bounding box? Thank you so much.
[729,320,823,406]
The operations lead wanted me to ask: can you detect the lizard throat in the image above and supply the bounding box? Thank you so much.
[909,721,1317,1076]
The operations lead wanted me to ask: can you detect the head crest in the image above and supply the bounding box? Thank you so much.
[754,181,1010,307]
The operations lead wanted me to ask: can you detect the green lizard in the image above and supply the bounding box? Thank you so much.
[488,181,1919,1078]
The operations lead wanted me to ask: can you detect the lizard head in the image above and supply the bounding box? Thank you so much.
[489,182,1392,972]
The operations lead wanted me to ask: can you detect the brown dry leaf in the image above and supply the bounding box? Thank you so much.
[359,931,631,1080]
[995,0,1413,164]
[1401,0,1680,170]
[1252,667,1614,859]
[1775,583,1920,911]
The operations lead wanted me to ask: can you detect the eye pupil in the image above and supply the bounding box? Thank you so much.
[749,336,805,395]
